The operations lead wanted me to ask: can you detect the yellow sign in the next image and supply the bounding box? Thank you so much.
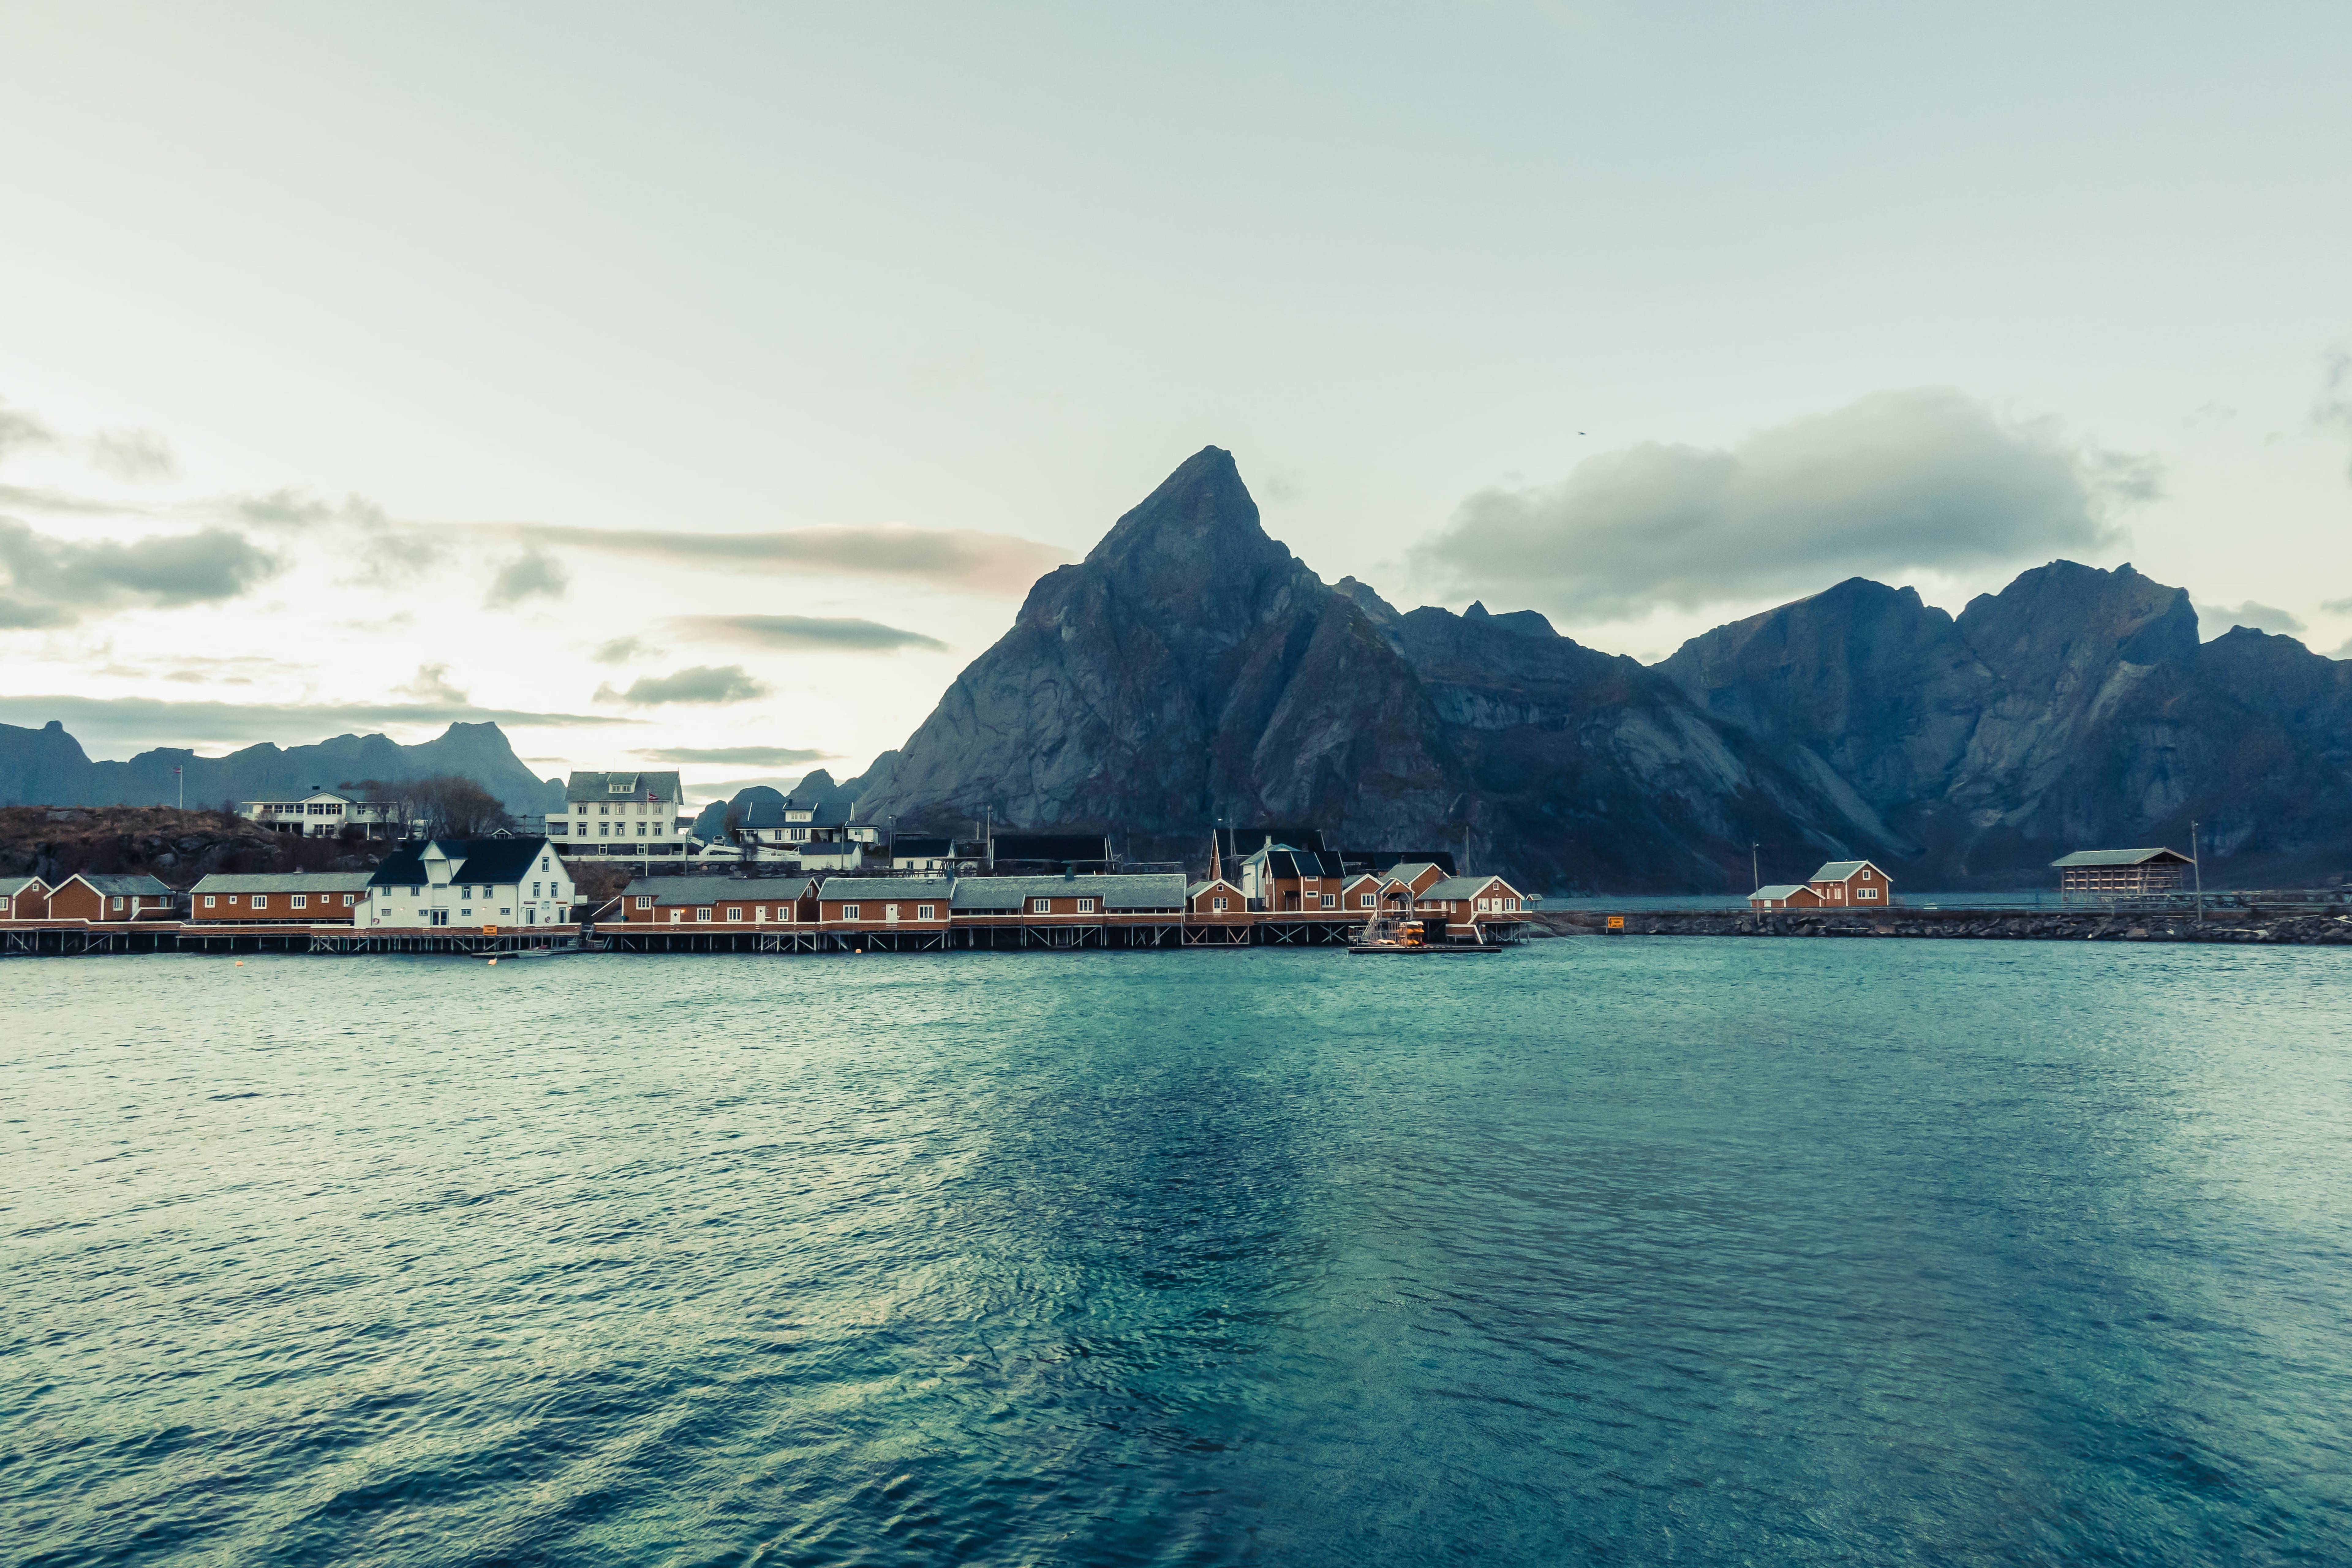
[482,925,498,935]
[1606,914,1625,931]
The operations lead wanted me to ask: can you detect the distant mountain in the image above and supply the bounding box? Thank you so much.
[856,446,2352,891]
[0,719,564,820]
[689,754,901,841]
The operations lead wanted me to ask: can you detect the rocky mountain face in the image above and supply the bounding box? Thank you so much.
[0,720,564,819]
[858,448,2352,891]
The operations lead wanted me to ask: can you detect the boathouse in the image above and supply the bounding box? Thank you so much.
[2050,847,2193,905]
[1415,873,1529,941]
[0,876,52,921]
[1805,860,1893,907]
[819,877,954,933]
[46,873,176,923]
[189,871,375,923]
[618,875,819,925]
[1748,883,1823,911]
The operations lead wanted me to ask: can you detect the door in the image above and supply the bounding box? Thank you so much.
[669,908,683,924]
[885,903,900,924]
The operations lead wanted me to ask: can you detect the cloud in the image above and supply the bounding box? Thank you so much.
[483,521,1068,595]
[0,518,282,628]
[2318,347,2352,479]
[634,745,831,766]
[395,662,470,703]
[217,489,447,586]
[0,483,149,516]
[592,635,656,664]
[667,612,948,653]
[485,546,569,608]
[89,429,176,481]
[2196,600,2306,639]
[1412,389,2148,621]
[594,664,770,706]
[2325,595,2352,615]
[0,693,638,747]
[0,402,55,463]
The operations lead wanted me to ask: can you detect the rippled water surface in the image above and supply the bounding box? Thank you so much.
[7,940,2352,1566]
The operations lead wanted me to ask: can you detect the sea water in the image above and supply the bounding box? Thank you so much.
[6,941,2349,1566]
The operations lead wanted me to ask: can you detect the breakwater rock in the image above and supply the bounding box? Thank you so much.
[1539,908,2352,945]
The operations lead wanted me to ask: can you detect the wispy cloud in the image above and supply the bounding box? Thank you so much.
[634,745,831,765]
[0,401,55,463]
[592,635,657,665]
[485,546,569,608]
[395,662,470,703]
[2196,599,2306,638]
[217,488,448,586]
[2319,346,2352,481]
[0,518,282,629]
[483,521,1068,595]
[594,664,770,706]
[0,483,150,516]
[89,429,176,481]
[668,612,948,652]
[1412,389,2149,622]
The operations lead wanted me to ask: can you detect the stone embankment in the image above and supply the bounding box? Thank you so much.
[1536,908,2352,946]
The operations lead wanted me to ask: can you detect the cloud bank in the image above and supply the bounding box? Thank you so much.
[0,694,635,746]
[1412,389,2150,621]
[595,664,770,706]
[2196,600,2306,639]
[0,518,282,628]
[669,612,948,652]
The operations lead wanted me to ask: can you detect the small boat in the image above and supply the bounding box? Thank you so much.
[1347,901,1500,955]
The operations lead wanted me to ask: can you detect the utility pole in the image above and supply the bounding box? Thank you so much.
[1751,840,1759,893]
[2192,819,2204,924]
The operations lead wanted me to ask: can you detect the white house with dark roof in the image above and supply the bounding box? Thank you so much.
[239,790,416,839]
[551,771,691,857]
[366,836,571,930]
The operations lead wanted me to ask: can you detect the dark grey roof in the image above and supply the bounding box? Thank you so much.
[192,872,377,894]
[989,833,1114,863]
[2049,847,2192,868]
[369,836,557,888]
[1214,826,1326,859]
[565,770,684,805]
[621,875,817,904]
[890,835,956,857]
[1341,848,1455,876]
[73,873,174,896]
[1255,848,1347,880]
[824,877,954,902]
[952,873,1185,910]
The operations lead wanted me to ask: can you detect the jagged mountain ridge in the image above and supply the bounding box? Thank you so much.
[858,447,2352,890]
[0,720,564,819]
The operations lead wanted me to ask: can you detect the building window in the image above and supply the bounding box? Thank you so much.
[726,907,742,922]
[695,907,711,921]
[576,805,587,815]
[203,895,215,908]
[1212,896,1228,912]
[291,894,308,910]
[1031,898,1050,914]
[1077,898,1096,913]
[1859,887,1880,900]
[1360,894,1374,908]
[841,904,860,919]
[343,894,355,907]
[251,895,266,910]
[1320,894,1336,908]
[917,904,935,919]
[1504,898,1518,911]
[598,804,609,816]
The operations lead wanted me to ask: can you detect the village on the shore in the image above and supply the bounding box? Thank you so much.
[2,767,2279,957]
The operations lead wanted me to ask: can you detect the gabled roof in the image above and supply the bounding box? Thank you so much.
[0,876,49,895]
[824,877,954,902]
[565,770,684,805]
[2049,847,2192,868]
[1421,873,1517,902]
[192,872,377,894]
[1380,861,1446,884]
[953,873,1186,910]
[621,875,818,905]
[1187,877,1240,898]
[370,836,556,887]
[1809,860,1888,883]
[1251,847,1348,881]
[67,873,174,897]
[1751,884,1809,900]
[989,833,1115,863]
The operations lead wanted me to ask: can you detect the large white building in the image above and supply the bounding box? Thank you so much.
[548,770,693,858]
[239,790,417,839]
[364,835,573,930]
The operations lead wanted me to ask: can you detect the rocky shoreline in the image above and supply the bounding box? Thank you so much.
[1536,908,2352,946]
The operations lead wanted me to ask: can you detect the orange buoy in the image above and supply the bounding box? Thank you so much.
[234,960,244,966]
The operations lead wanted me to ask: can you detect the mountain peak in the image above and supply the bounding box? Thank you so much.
[1083,446,1289,582]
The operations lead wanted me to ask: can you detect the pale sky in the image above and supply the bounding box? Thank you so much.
[3,2,2348,799]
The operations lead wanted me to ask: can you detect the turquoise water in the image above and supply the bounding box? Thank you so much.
[6,940,2350,1565]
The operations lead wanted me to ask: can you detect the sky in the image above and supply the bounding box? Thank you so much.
[2,2,2348,801]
